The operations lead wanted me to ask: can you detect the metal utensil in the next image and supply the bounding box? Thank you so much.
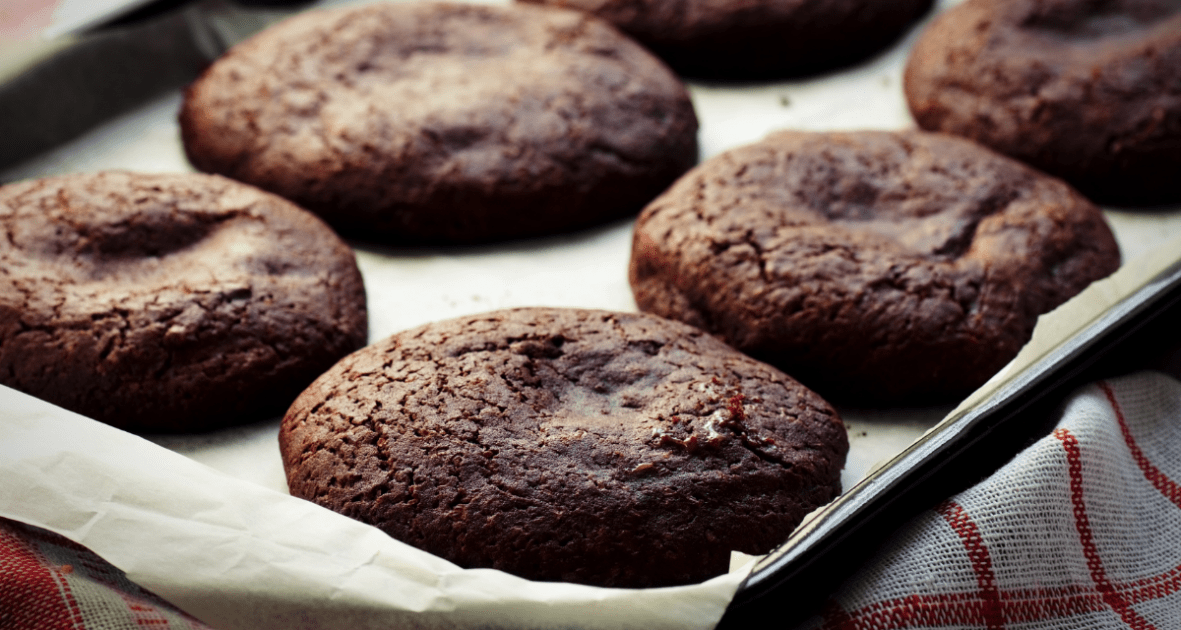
[717,257,1181,628]
[0,0,306,172]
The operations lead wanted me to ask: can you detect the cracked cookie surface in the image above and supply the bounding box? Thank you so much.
[180,1,698,244]
[279,307,846,588]
[904,0,1181,206]
[0,171,368,432]
[629,130,1121,403]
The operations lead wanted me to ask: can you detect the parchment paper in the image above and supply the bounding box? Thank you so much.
[2,0,1181,627]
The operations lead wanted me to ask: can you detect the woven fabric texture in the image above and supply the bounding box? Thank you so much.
[0,518,212,630]
[5,371,1180,629]
[805,370,1181,630]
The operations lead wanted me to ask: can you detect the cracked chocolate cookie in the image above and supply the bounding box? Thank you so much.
[905,0,1181,206]
[280,307,847,588]
[0,172,368,433]
[180,2,698,244]
[518,0,934,79]
[629,130,1121,404]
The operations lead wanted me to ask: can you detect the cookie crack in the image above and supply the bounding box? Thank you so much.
[741,230,772,283]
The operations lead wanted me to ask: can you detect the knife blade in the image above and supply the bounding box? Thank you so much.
[0,0,306,172]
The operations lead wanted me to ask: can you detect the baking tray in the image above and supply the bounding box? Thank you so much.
[719,245,1181,628]
[3,0,1181,627]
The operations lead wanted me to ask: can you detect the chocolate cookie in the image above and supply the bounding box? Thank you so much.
[518,0,934,79]
[180,2,698,244]
[905,0,1181,206]
[0,172,368,433]
[630,130,1121,404]
[280,307,847,588]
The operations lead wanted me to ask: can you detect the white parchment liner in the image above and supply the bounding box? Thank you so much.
[4,233,1178,630]
[3,0,1181,626]
[0,385,747,629]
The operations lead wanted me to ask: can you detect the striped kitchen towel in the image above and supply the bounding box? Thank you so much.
[0,517,212,629]
[805,370,1181,629]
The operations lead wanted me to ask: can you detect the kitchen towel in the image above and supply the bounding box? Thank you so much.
[803,370,1181,630]
[0,517,212,630]
[7,369,1179,629]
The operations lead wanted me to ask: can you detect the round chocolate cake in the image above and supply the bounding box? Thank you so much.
[630,130,1121,403]
[905,0,1181,206]
[280,307,847,588]
[519,0,935,79]
[181,2,699,243]
[0,171,368,432]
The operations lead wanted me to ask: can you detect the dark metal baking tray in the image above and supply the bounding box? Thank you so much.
[718,255,1181,629]
[5,1,1181,626]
